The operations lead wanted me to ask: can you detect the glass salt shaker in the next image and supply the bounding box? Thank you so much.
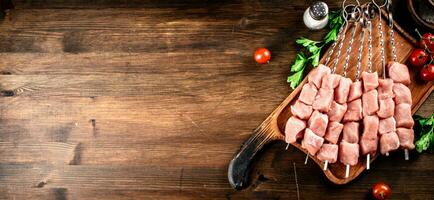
[303,1,329,30]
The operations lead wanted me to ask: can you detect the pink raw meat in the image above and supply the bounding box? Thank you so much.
[339,141,359,166]
[328,101,347,122]
[324,121,344,144]
[299,83,318,105]
[380,132,400,155]
[285,116,306,143]
[317,144,338,163]
[377,98,395,118]
[312,88,334,112]
[308,64,331,88]
[378,78,394,99]
[379,117,396,135]
[343,122,360,143]
[360,135,378,155]
[395,103,414,128]
[343,99,362,122]
[393,83,412,105]
[308,110,329,137]
[321,74,341,89]
[387,61,411,85]
[348,80,363,102]
[396,128,415,149]
[362,71,379,91]
[362,115,379,139]
[335,77,352,104]
[362,89,379,116]
[291,100,313,120]
[301,128,324,155]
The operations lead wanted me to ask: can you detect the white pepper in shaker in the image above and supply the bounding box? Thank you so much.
[303,1,329,30]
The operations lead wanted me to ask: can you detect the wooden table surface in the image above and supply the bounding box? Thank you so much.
[0,0,433,199]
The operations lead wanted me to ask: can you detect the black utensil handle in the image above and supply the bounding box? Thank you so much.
[227,126,278,190]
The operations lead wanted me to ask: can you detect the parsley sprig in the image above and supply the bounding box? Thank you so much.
[414,114,434,153]
[287,10,344,89]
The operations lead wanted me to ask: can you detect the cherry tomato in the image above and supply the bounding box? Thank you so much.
[372,182,391,200]
[419,33,434,53]
[420,64,434,81]
[254,48,271,64]
[409,49,428,67]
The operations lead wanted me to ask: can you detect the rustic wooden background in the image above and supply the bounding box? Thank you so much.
[0,0,433,199]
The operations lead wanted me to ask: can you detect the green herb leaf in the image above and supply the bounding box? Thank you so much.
[307,44,320,54]
[329,10,344,29]
[414,114,434,153]
[296,37,320,47]
[309,52,320,67]
[290,52,307,72]
[324,28,338,44]
[287,70,304,89]
[416,131,433,153]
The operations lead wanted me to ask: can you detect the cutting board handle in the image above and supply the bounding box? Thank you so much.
[227,122,279,189]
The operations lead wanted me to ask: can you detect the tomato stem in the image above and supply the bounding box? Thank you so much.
[415,28,423,40]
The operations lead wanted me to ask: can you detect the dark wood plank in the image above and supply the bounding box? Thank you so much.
[0,0,433,199]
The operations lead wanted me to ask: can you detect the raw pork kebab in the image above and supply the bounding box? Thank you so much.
[284,3,414,178]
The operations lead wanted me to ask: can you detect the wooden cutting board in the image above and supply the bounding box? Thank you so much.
[228,10,434,189]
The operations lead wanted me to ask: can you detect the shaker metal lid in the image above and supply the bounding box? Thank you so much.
[309,1,328,20]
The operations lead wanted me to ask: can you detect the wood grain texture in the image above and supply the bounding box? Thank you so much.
[0,0,433,199]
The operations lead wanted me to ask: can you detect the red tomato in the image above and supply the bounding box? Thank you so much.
[419,33,434,53]
[420,64,434,81]
[409,49,428,67]
[372,182,391,200]
[254,48,271,64]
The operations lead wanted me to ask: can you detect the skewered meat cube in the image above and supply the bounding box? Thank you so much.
[317,144,338,163]
[379,117,396,135]
[312,88,334,112]
[328,101,347,122]
[377,98,395,118]
[324,121,344,144]
[321,74,341,89]
[362,115,379,139]
[299,83,318,105]
[393,83,412,105]
[348,80,363,102]
[360,115,378,159]
[301,128,325,155]
[362,89,379,116]
[387,61,411,85]
[291,100,313,120]
[308,64,331,88]
[396,128,415,149]
[380,132,400,155]
[339,141,359,166]
[343,122,360,143]
[308,110,329,137]
[343,99,362,122]
[378,79,394,99]
[285,116,306,143]
[335,77,352,104]
[394,103,414,128]
[362,71,379,91]
[360,135,378,155]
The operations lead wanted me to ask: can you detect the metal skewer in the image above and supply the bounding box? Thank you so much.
[345,164,350,178]
[323,160,328,171]
[322,5,354,171]
[364,3,375,170]
[339,4,362,178]
[385,0,410,161]
[372,0,387,78]
[346,6,364,177]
